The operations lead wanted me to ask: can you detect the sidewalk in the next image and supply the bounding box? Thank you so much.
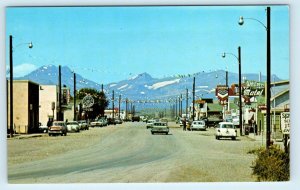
[7,133,45,139]
[246,133,284,148]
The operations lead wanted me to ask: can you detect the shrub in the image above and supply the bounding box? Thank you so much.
[249,145,290,181]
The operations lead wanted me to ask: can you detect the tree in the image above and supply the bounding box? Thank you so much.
[77,88,109,119]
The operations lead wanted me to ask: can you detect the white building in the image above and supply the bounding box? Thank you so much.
[39,85,58,125]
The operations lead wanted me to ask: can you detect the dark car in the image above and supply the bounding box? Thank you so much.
[132,116,140,122]
[107,118,116,125]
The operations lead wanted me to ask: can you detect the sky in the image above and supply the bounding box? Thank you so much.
[5,5,289,84]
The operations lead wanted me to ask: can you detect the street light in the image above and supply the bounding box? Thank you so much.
[239,7,271,148]
[222,47,242,136]
[9,35,33,138]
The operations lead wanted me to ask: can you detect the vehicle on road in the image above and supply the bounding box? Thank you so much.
[66,121,80,132]
[215,122,237,140]
[90,119,107,127]
[132,116,140,122]
[38,122,48,133]
[146,119,155,129]
[190,120,206,131]
[48,121,67,136]
[107,118,116,125]
[115,118,123,124]
[151,122,169,135]
[78,120,89,130]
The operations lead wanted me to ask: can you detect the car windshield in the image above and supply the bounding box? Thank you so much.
[67,122,77,125]
[194,121,205,125]
[221,124,235,129]
[154,123,167,126]
[53,122,64,126]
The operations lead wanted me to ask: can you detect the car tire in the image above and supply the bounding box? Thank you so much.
[49,133,51,136]
[166,132,168,135]
[232,137,236,140]
[151,132,154,135]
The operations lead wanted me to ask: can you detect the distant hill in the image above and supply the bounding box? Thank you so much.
[17,65,282,103]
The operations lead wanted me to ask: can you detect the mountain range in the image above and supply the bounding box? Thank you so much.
[17,65,282,102]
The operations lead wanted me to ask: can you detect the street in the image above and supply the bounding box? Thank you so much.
[8,122,262,183]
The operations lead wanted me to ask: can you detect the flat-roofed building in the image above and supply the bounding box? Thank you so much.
[7,80,39,134]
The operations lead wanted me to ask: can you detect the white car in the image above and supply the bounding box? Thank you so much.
[66,121,80,132]
[215,122,237,140]
[151,122,169,135]
[190,120,206,131]
[146,119,156,129]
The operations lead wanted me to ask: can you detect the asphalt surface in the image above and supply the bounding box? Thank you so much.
[8,122,262,183]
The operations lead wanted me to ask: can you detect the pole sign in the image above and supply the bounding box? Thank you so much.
[242,80,264,104]
[216,85,228,105]
[281,112,290,135]
[82,94,94,110]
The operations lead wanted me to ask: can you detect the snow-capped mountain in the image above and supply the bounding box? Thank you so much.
[16,65,282,102]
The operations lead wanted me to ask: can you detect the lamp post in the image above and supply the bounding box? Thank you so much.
[239,7,271,148]
[9,35,33,138]
[73,72,76,121]
[222,46,242,136]
[192,77,195,121]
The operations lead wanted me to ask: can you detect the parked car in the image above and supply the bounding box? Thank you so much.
[66,121,80,132]
[78,120,89,130]
[48,121,67,136]
[151,122,169,135]
[190,120,206,131]
[146,119,156,129]
[38,122,48,133]
[107,118,116,125]
[132,116,140,122]
[142,117,148,122]
[215,122,237,140]
[90,119,106,127]
[115,118,123,124]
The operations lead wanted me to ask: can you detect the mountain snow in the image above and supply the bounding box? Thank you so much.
[118,84,128,90]
[148,79,180,90]
[110,84,117,87]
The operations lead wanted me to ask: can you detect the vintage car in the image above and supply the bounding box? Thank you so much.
[146,119,156,129]
[215,122,237,140]
[78,120,89,130]
[66,121,80,132]
[151,122,169,135]
[48,121,67,136]
[90,119,107,127]
[38,122,48,133]
[115,118,123,124]
[190,120,206,131]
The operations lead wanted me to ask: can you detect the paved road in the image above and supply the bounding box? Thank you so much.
[8,122,262,183]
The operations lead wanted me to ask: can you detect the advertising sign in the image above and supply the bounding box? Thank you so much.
[242,80,264,104]
[281,112,290,135]
[82,94,94,109]
[216,85,228,105]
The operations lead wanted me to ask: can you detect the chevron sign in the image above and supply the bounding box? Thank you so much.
[216,85,228,105]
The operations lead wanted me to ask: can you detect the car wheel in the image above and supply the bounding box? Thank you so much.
[151,132,154,135]
[166,132,168,135]
[232,137,236,140]
[49,133,51,136]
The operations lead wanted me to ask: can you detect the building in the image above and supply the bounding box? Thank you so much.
[7,80,39,134]
[39,85,59,126]
[104,108,120,119]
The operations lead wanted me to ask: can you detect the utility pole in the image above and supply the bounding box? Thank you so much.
[125,98,128,120]
[9,35,13,138]
[192,77,195,121]
[73,72,76,121]
[112,90,115,120]
[101,84,103,92]
[266,7,271,148]
[238,47,243,136]
[58,65,62,121]
[175,98,178,118]
[118,94,121,119]
[180,94,183,118]
[186,88,188,118]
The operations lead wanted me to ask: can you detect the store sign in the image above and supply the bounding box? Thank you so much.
[281,112,290,135]
[82,95,94,109]
[242,80,264,104]
[216,85,228,105]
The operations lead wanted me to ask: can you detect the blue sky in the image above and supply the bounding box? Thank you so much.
[6,6,289,84]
